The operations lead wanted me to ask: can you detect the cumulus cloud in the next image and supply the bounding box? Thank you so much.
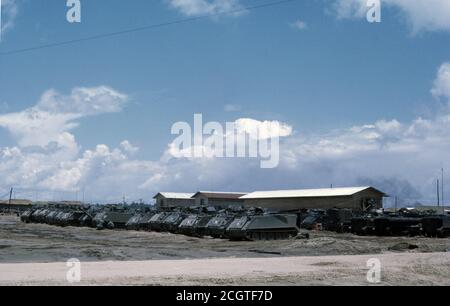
[331,0,450,33]
[0,0,18,38]
[166,0,243,17]
[0,86,127,147]
[432,62,450,101]
[1,61,450,205]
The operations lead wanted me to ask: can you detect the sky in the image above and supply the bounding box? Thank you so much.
[0,0,450,205]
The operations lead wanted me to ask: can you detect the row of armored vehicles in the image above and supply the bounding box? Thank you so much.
[298,208,450,238]
[20,205,450,239]
[20,205,300,241]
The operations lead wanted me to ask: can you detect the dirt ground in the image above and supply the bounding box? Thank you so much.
[1,253,449,286]
[1,215,449,285]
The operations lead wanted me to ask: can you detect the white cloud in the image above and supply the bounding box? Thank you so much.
[120,140,139,155]
[1,62,450,204]
[234,118,293,140]
[290,20,308,31]
[431,62,450,101]
[1,0,18,38]
[332,0,450,33]
[0,86,127,147]
[166,0,243,17]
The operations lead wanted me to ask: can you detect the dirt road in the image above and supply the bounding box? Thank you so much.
[1,253,449,286]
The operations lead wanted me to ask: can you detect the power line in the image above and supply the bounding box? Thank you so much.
[0,0,298,56]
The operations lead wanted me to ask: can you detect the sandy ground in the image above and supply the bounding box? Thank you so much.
[1,253,449,286]
[1,215,449,285]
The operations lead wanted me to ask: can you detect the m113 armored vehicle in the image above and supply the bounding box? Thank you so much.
[226,214,299,241]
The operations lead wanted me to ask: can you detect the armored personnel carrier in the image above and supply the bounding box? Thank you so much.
[59,211,86,227]
[161,212,188,233]
[93,210,133,230]
[148,212,171,232]
[351,216,376,236]
[137,213,155,231]
[178,214,197,236]
[192,215,214,237]
[226,214,299,241]
[300,210,325,230]
[20,208,35,223]
[126,213,145,231]
[422,215,450,238]
[31,208,52,224]
[324,209,353,233]
[374,216,422,237]
[205,213,237,238]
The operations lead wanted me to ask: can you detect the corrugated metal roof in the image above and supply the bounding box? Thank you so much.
[153,192,195,200]
[240,187,386,200]
[192,191,248,200]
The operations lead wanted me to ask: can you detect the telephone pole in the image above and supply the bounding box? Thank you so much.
[442,168,445,214]
[437,179,440,209]
[8,187,13,213]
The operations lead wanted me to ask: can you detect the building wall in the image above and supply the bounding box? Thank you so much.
[243,190,383,211]
[155,195,194,208]
[193,195,244,208]
[0,204,32,212]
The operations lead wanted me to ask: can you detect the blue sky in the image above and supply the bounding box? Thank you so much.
[1,0,450,204]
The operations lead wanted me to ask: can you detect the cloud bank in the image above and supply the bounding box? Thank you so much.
[1,63,450,205]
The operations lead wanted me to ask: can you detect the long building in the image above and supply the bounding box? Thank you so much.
[192,191,247,208]
[0,199,33,212]
[240,187,387,211]
[153,192,195,208]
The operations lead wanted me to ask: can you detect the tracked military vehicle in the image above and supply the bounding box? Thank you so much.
[20,209,35,223]
[300,210,325,230]
[205,213,237,238]
[192,215,214,237]
[351,216,376,236]
[178,214,197,236]
[374,216,422,237]
[126,213,145,231]
[161,212,187,233]
[422,215,450,238]
[31,208,52,224]
[93,210,133,230]
[137,213,155,231]
[226,214,299,241]
[148,212,171,232]
[324,209,353,233]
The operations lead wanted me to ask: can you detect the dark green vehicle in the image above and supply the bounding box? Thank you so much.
[226,214,299,241]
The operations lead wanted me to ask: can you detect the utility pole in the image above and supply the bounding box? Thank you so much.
[395,196,398,214]
[442,168,445,214]
[8,187,13,214]
[437,179,440,209]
